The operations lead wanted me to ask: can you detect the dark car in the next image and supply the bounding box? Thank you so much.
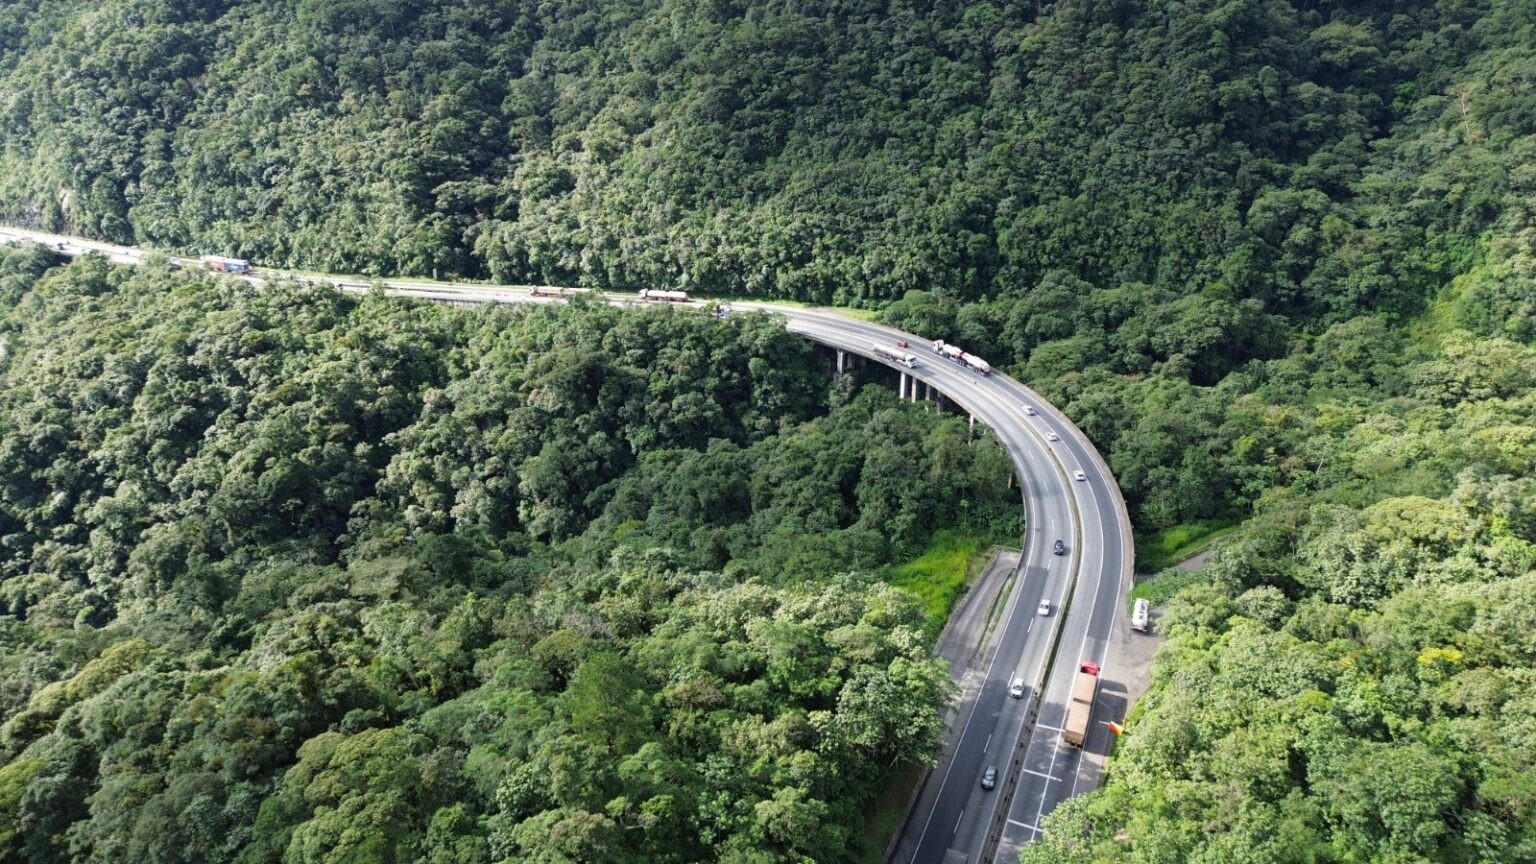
[1052,539,1066,556]
[980,766,998,790]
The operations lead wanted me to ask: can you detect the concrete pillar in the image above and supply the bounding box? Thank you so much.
[899,373,907,400]
[836,350,845,377]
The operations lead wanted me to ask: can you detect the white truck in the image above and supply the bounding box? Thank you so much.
[932,340,991,375]
[872,343,918,368]
[528,285,594,298]
[1131,598,1150,633]
[960,351,992,375]
[638,288,689,302]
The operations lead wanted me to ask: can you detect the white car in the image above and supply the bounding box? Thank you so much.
[1024,405,1037,416]
[1074,470,1088,482]
[1009,678,1025,698]
[1046,431,1060,442]
[1037,600,1051,616]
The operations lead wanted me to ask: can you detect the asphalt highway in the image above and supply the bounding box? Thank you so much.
[0,226,1134,863]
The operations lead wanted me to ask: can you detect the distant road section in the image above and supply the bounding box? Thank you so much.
[0,225,1136,863]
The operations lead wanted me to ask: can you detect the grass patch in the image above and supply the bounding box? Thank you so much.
[887,529,988,634]
[1129,568,1205,611]
[1134,519,1240,573]
[861,760,928,864]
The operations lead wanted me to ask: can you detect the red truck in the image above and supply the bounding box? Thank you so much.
[1062,662,1100,748]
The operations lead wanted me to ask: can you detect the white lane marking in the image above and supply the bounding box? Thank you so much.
[1067,455,1115,803]
[908,451,1044,857]
[1008,819,1039,832]
[954,812,965,834]
[952,378,1085,838]
[1023,769,1061,782]
[983,733,992,753]
[1035,724,1063,733]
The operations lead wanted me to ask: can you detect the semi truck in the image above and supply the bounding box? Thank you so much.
[529,285,593,298]
[1062,662,1100,748]
[872,343,918,368]
[200,255,250,274]
[638,288,689,302]
[932,340,991,375]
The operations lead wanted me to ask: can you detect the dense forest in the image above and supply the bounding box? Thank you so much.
[2,0,1536,861]
[0,247,1018,863]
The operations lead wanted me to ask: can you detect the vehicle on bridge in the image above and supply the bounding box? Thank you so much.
[932,340,992,375]
[872,342,918,368]
[959,351,991,375]
[200,255,251,274]
[528,285,594,298]
[1063,662,1100,748]
[638,288,689,302]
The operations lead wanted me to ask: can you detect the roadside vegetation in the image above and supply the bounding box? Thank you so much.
[886,531,996,635]
[1132,521,1241,575]
[0,250,1016,864]
[2,0,1536,861]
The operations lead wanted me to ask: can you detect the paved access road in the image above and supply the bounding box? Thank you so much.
[0,226,1134,863]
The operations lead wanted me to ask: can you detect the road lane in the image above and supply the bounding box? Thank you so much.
[0,225,1134,863]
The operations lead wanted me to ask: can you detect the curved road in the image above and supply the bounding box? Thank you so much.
[0,227,1134,862]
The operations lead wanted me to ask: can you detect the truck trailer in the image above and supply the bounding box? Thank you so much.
[872,343,918,368]
[200,255,250,274]
[529,285,594,298]
[1062,662,1100,748]
[638,288,689,302]
[959,351,992,375]
[932,340,991,375]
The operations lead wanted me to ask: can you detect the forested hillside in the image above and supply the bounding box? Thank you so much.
[0,0,1524,310]
[2,0,1532,532]
[0,248,1018,864]
[1024,323,1536,862]
[3,0,1536,861]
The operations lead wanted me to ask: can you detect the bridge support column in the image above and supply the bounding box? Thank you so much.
[835,349,845,377]
[898,373,907,400]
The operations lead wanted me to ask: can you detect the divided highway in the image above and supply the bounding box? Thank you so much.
[0,226,1134,863]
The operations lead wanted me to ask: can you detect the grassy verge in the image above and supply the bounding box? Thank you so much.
[887,529,989,634]
[1133,519,1240,573]
[868,531,1009,858]
[862,760,928,864]
[1129,568,1205,611]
